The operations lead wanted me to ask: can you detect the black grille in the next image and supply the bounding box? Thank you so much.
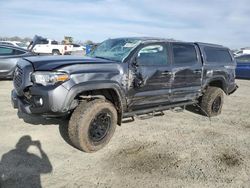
[14,66,23,88]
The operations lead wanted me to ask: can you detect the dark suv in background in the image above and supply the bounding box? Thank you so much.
[11,37,237,152]
[235,54,250,79]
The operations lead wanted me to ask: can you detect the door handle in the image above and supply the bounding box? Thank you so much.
[161,71,172,75]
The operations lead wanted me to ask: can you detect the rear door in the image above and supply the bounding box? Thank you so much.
[170,42,202,101]
[128,42,172,109]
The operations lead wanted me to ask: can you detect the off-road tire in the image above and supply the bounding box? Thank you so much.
[68,99,117,153]
[200,86,224,117]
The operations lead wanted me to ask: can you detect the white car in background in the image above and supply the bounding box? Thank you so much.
[0,41,28,49]
[28,35,73,55]
[234,49,250,56]
[72,43,86,52]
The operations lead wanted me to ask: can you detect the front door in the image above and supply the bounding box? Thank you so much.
[128,43,172,109]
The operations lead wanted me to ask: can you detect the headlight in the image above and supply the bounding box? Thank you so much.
[31,71,69,86]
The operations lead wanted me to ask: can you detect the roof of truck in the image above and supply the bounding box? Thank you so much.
[195,42,227,49]
[110,37,180,42]
[110,37,228,48]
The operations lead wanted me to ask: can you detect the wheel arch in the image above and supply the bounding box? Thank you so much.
[52,49,60,55]
[205,77,227,94]
[64,82,126,125]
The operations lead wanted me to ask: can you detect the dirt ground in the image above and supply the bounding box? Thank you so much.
[0,79,250,188]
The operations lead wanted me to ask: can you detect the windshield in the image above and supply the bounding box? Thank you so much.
[89,38,141,62]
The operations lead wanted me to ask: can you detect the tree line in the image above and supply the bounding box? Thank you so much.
[0,36,94,46]
[0,36,32,42]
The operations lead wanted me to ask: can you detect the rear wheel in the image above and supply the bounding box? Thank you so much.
[68,99,117,153]
[200,86,224,117]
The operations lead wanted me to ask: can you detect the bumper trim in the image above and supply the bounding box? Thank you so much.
[11,90,18,109]
[228,84,238,95]
[11,90,32,114]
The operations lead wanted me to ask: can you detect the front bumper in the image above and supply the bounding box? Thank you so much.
[11,84,71,116]
[11,90,32,114]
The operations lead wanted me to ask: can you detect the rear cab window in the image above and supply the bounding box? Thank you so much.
[204,47,232,64]
[51,40,58,45]
[37,39,49,45]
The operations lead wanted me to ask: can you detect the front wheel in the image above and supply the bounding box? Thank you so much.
[52,50,60,55]
[200,87,224,117]
[68,99,117,153]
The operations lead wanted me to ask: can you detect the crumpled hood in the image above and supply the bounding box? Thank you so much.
[23,56,115,71]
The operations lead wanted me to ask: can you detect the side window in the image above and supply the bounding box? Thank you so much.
[137,44,168,65]
[37,39,49,44]
[204,47,232,63]
[51,40,58,45]
[172,43,197,64]
[0,47,15,56]
[14,49,26,55]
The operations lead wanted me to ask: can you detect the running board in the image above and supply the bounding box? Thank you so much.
[123,100,196,118]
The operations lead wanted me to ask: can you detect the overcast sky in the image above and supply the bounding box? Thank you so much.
[0,0,249,49]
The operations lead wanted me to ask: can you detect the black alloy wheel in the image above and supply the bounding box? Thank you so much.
[212,96,222,113]
[88,112,111,143]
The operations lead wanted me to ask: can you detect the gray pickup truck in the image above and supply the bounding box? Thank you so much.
[11,37,238,152]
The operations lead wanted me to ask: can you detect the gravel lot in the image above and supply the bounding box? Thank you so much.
[0,79,250,188]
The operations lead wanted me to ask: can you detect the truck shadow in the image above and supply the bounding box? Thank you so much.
[17,111,67,126]
[58,120,76,148]
[17,112,74,148]
[0,135,52,188]
[185,105,206,116]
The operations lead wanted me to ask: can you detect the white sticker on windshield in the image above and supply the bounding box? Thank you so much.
[124,42,138,48]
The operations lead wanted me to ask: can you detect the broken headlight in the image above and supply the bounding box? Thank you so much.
[31,71,69,86]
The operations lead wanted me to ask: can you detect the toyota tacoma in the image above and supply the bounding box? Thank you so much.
[11,37,238,152]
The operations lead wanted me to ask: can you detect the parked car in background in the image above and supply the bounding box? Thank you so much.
[71,43,85,52]
[234,49,250,56]
[70,43,86,55]
[0,44,35,79]
[235,54,250,79]
[0,41,28,49]
[28,35,73,55]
